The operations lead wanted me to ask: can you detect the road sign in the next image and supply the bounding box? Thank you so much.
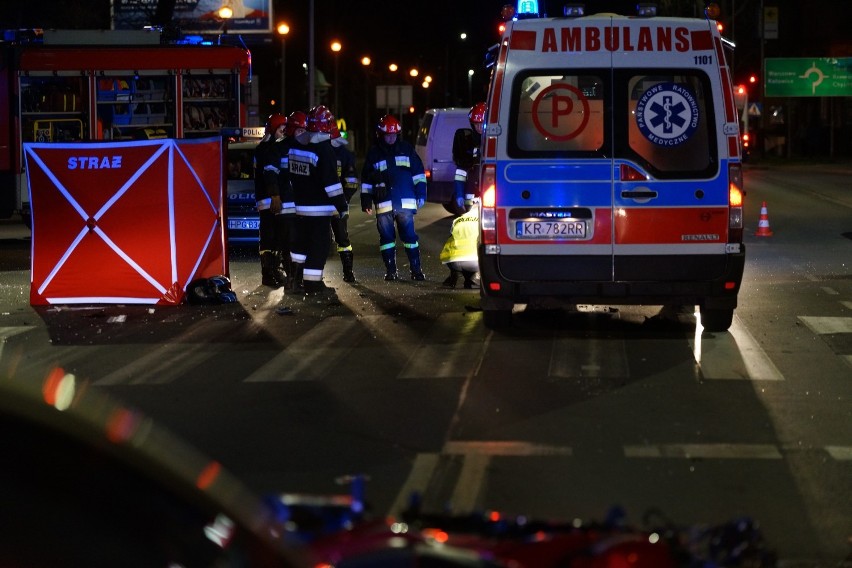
[376,85,413,112]
[765,58,852,97]
[763,6,779,40]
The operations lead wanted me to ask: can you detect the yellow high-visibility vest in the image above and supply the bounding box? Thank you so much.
[440,203,479,264]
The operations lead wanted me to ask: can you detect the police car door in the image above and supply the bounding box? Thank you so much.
[611,17,730,282]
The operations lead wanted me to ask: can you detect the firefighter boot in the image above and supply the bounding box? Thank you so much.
[462,270,479,289]
[279,254,294,290]
[289,263,305,294]
[407,247,426,281]
[303,279,336,296]
[382,248,399,281]
[442,270,460,288]
[260,251,286,288]
[340,250,356,283]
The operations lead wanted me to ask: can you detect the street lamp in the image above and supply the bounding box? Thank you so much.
[361,56,371,154]
[331,40,342,114]
[217,4,233,43]
[277,22,290,113]
[467,69,474,103]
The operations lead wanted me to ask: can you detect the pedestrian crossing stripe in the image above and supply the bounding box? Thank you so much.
[244,316,368,382]
[624,443,782,459]
[0,326,35,365]
[388,444,852,517]
[798,316,852,334]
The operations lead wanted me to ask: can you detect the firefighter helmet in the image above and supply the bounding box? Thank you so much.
[307,105,335,133]
[186,275,237,305]
[377,114,401,135]
[265,113,287,136]
[285,110,308,137]
[468,102,487,128]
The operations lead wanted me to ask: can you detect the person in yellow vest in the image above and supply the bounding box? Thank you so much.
[439,202,480,289]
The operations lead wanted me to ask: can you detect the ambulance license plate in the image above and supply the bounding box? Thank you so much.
[516,219,586,239]
[228,219,259,230]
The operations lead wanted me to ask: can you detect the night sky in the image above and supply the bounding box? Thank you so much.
[4,0,850,123]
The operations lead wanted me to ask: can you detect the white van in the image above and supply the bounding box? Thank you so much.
[415,108,471,214]
[478,5,745,331]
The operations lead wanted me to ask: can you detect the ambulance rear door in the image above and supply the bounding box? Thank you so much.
[494,16,616,284]
[610,17,731,283]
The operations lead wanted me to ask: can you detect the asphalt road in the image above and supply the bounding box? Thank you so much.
[1,162,851,564]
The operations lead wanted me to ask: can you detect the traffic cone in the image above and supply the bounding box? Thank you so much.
[755,201,774,237]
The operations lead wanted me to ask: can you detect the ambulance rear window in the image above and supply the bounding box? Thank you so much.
[509,71,607,156]
[619,70,717,178]
[506,68,718,179]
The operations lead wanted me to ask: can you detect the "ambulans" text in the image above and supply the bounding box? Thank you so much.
[67,156,123,169]
[542,26,691,53]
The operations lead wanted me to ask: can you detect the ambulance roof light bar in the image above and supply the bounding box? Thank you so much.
[563,3,585,17]
[515,0,541,19]
[636,3,658,17]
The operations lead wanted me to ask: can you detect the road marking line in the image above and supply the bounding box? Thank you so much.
[821,287,839,295]
[692,315,784,381]
[450,453,489,514]
[399,313,488,379]
[798,316,852,334]
[842,301,852,310]
[624,443,782,459]
[358,314,424,368]
[825,446,852,461]
[95,342,214,385]
[550,337,629,378]
[0,326,35,373]
[444,440,573,456]
[387,453,440,518]
[244,316,365,382]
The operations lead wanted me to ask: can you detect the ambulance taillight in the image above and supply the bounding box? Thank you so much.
[480,165,498,246]
[728,163,744,242]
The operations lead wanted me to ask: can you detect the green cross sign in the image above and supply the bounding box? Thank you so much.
[765,58,852,97]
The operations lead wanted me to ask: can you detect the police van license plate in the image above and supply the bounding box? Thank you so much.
[516,219,586,239]
[228,218,259,231]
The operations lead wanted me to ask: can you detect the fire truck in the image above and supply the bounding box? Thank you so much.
[0,29,252,228]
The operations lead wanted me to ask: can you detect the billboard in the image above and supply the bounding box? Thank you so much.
[112,0,273,34]
[765,58,852,97]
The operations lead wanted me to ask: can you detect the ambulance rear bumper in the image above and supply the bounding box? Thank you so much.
[477,247,745,309]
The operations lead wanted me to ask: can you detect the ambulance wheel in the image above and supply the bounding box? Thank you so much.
[483,308,512,329]
[699,306,734,332]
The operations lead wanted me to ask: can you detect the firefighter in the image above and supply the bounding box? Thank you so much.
[329,125,359,283]
[361,115,428,281]
[279,109,308,291]
[440,201,480,289]
[254,112,289,288]
[288,105,349,296]
[451,101,486,212]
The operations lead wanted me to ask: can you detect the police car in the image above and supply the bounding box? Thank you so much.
[225,127,264,245]
[477,2,745,332]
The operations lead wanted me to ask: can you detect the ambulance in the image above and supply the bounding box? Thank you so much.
[477,3,745,331]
